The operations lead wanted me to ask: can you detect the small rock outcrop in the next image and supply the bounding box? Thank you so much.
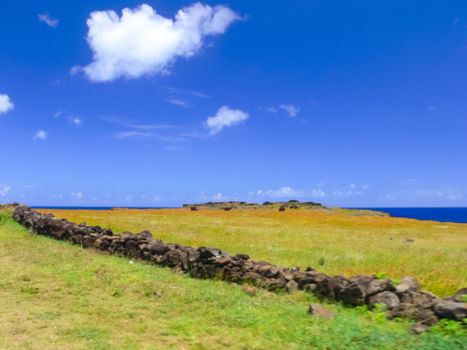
[308,304,334,319]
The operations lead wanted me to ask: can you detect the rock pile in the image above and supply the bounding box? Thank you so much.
[11,205,466,332]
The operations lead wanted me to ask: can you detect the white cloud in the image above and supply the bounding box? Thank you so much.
[0,186,11,197]
[114,131,154,139]
[0,94,14,114]
[211,193,225,201]
[279,104,300,117]
[71,192,83,199]
[69,117,83,126]
[206,106,249,135]
[259,106,278,113]
[38,13,60,28]
[33,130,48,140]
[412,188,464,200]
[165,98,189,108]
[163,86,210,99]
[83,3,240,82]
[70,65,82,76]
[54,111,63,118]
[253,186,326,199]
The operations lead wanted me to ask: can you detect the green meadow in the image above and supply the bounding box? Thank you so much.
[0,208,466,349]
[43,207,467,296]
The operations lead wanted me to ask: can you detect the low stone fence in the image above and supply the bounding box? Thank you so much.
[11,205,467,333]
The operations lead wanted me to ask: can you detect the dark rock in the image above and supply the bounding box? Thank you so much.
[148,241,170,255]
[234,253,250,260]
[412,323,430,334]
[286,280,298,293]
[387,303,417,319]
[278,206,286,212]
[125,239,140,257]
[198,247,223,260]
[308,304,334,319]
[256,264,280,278]
[368,291,400,309]
[395,276,420,294]
[304,283,318,293]
[432,299,467,321]
[452,288,467,303]
[328,276,350,301]
[367,279,394,296]
[400,291,435,309]
[83,235,96,248]
[264,278,286,291]
[213,256,232,266]
[337,275,373,306]
[280,270,295,281]
[243,272,262,284]
[415,309,438,326]
[190,206,198,211]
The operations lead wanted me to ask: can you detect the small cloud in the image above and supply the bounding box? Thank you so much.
[54,111,63,118]
[0,186,11,197]
[0,94,14,114]
[38,13,59,28]
[212,193,224,201]
[200,191,228,201]
[206,106,249,135]
[163,87,210,99]
[165,145,184,151]
[113,131,155,140]
[69,117,83,126]
[279,104,300,117]
[165,98,189,108]
[70,65,82,76]
[412,188,464,200]
[332,190,363,197]
[259,106,278,113]
[252,186,325,199]
[33,130,48,140]
[71,192,83,199]
[426,105,437,111]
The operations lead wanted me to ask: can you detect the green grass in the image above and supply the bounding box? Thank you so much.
[43,207,467,296]
[0,210,466,349]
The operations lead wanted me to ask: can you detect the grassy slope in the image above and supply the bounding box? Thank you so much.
[0,211,466,349]
[42,208,467,296]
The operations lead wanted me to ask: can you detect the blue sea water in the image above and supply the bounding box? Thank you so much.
[359,207,467,224]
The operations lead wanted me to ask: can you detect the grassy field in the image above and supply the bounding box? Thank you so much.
[41,207,467,296]
[0,209,466,349]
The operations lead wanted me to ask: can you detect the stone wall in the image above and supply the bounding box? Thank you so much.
[11,205,467,333]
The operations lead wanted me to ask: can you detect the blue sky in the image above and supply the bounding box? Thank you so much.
[1,0,466,207]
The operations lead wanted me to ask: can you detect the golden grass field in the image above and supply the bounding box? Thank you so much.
[3,210,467,350]
[42,207,467,296]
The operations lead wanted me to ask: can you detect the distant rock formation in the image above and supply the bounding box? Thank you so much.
[183,200,325,211]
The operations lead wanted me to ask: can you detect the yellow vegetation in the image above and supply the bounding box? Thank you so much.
[43,208,467,296]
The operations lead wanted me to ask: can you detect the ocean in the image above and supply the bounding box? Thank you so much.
[359,207,467,224]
